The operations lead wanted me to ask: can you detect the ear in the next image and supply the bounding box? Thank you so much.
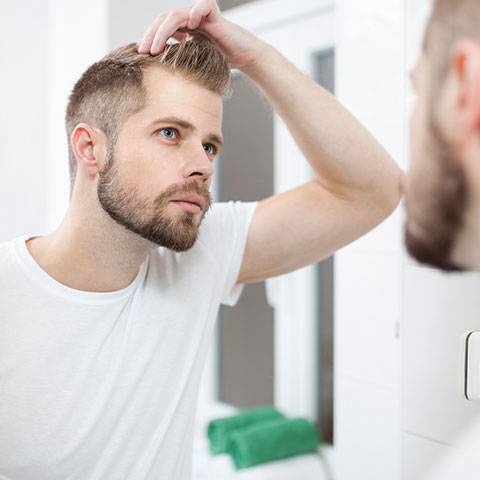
[71,123,107,177]
[449,40,480,144]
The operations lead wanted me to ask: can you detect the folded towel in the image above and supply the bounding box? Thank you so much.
[207,406,284,454]
[227,417,321,469]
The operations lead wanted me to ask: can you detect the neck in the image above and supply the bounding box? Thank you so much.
[27,193,155,293]
[451,197,480,272]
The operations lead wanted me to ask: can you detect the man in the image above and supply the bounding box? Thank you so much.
[405,0,479,272]
[0,1,402,479]
[406,0,480,478]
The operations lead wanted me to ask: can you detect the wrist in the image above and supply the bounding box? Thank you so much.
[239,41,276,79]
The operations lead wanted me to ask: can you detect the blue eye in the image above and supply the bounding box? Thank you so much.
[159,128,177,139]
[204,144,215,155]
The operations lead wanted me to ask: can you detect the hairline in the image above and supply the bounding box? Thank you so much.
[112,64,224,141]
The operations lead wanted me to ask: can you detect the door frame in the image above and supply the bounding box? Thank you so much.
[199,0,336,468]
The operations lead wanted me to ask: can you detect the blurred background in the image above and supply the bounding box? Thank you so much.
[2,0,480,478]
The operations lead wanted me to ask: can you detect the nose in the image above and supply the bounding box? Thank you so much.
[182,144,215,183]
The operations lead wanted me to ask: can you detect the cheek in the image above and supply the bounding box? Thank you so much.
[108,150,153,196]
[114,131,184,194]
[126,151,183,198]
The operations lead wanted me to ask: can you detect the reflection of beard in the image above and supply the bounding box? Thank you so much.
[97,150,212,252]
[404,116,468,271]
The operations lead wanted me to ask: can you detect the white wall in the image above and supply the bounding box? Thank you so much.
[109,0,190,50]
[0,0,50,242]
[46,0,109,231]
[334,1,404,478]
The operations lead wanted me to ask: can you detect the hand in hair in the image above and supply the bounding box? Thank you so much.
[137,0,265,71]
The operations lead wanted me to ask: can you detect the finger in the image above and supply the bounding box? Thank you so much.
[138,13,168,53]
[171,31,188,42]
[188,0,219,29]
[151,9,191,55]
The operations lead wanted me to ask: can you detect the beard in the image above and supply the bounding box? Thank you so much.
[97,150,212,252]
[404,116,468,272]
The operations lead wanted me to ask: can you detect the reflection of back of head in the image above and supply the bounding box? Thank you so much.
[404,0,479,271]
[426,0,480,92]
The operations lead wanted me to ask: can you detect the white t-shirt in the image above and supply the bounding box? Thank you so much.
[0,200,257,480]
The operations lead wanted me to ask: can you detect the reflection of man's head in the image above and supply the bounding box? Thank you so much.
[66,34,231,251]
[405,0,480,271]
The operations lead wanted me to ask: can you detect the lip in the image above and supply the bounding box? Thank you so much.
[169,195,206,211]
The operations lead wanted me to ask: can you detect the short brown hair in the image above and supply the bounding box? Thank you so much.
[425,0,480,86]
[65,33,231,193]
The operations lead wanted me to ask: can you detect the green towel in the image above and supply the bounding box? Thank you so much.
[227,417,321,469]
[207,406,284,454]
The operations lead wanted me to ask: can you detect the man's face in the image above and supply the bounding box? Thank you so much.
[97,68,223,251]
[404,49,468,271]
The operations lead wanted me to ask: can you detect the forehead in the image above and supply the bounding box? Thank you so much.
[141,67,223,125]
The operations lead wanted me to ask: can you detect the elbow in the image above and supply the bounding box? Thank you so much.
[379,167,405,220]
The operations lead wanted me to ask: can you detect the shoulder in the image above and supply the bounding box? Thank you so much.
[0,236,22,261]
[0,236,18,249]
[0,236,30,286]
[197,201,258,246]
[146,201,258,274]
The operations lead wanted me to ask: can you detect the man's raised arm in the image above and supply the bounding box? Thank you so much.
[138,0,404,284]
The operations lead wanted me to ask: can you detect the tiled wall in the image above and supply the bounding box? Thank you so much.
[336,0,480,479]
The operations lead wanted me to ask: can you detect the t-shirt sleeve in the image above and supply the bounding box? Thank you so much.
[197,200,258,306]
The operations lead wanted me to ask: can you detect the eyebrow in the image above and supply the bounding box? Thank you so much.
[151,115,224,150]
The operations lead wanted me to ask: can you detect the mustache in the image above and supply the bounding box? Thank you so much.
[153,180,212,211]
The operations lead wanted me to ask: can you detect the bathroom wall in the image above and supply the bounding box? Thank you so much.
[4,1,480,478]
[45,0,110,231]
[0,0,49,242]
[334,0,404,478]
[335,1,480,479]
